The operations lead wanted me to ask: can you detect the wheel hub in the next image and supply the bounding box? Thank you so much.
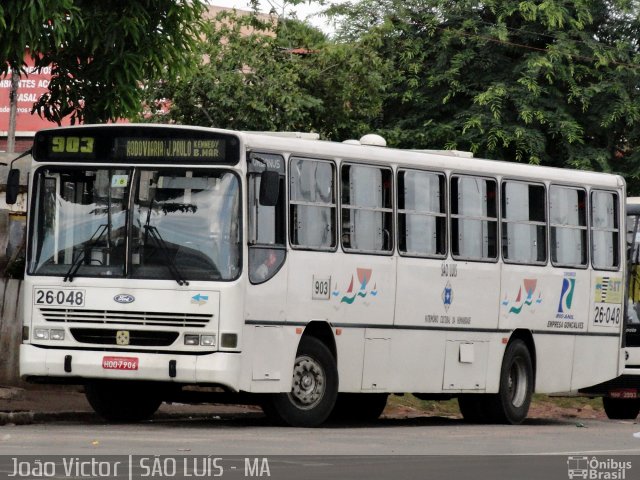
[289,355,325,410]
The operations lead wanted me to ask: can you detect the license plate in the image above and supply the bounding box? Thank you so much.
[102,356,139,370]
[610,388,637,399]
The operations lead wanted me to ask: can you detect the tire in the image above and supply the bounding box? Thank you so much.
[458,394,488,423]
[264,336,338,427]
[603,397,640,420]
[85,380,163,422]
[484,339,533,425]
[330,393,388,423]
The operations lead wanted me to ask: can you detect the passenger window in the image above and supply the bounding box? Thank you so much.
[501,181,546,265]
[549,185,587,267]
[397,169,446,257]
[591,190,619,270]
[289,158,336,250]
[341,164,393,253]
[248,153,286,284]
[451,176,498,261]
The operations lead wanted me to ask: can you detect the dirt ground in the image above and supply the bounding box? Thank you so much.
[0,385,609,421]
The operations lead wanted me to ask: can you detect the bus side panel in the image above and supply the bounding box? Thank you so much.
[238,324,298,393]
[384,330,447,392]
[530,335,575,393]
[571,336,621,390]
[285,251,396,328]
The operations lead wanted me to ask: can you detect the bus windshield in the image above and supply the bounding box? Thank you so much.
[28,167,241,281]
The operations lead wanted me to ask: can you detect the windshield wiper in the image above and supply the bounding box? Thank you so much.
[143,225,189,286]
[63,224,108,282]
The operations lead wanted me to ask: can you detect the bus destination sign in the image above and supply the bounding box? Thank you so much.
[33,127,240,164]
[116,138,226,161]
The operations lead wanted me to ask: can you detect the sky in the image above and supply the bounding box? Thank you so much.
[208,0,338,33]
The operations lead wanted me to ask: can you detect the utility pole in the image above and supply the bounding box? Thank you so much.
[7,70,19,153]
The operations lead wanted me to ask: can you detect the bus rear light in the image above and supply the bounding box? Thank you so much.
[221,333,238,349]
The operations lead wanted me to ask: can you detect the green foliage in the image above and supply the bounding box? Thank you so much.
[144,8,388,139]
[1,0,205,124]
[329,0,640,191]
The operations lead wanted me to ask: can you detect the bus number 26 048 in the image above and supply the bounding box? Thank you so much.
[34,289,85,307]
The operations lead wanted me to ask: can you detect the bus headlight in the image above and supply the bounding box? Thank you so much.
[34,328,66,340]
[50,329,65,341]
[184,334,217,347]
[34,329,49,340]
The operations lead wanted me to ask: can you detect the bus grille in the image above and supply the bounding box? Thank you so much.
[70,328,179,347]
[39,308,213,328]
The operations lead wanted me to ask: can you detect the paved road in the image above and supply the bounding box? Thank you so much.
[1,415,639,479]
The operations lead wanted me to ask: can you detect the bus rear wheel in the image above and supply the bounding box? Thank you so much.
[263,336,338,427]
[85,380,163,422]
[485,339,533,425]
[603,397,640,420]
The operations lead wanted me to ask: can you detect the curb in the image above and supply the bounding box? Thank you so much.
[0,409,262,426]
[0,410,35,426]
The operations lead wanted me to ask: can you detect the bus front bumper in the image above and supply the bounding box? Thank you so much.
[19,344,241,388]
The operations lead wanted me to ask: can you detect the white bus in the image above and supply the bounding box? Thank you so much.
[6,124,626,426]
[578,198,640,419]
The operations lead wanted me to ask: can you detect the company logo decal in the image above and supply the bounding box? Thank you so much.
[442,281,453,312]
[595,277,623,304]
[113,294,135,304]
[557,273,576,319]
[191,294,209,306]
[502,279,542,315]
[332,268,377,304]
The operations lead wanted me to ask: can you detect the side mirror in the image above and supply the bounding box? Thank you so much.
[6,169,20,205]
[259,170,280,207]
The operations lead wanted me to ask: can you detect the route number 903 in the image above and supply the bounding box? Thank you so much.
[51,136,94,154]
[312,276,331,300]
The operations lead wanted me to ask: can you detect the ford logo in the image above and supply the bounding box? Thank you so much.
[114,294,135,304]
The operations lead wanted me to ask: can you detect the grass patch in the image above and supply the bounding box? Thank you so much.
[387,393,604,416]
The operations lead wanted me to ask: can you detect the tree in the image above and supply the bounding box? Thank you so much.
[328,0,640,189]
[1,0,205,124]
[145,8,388,140]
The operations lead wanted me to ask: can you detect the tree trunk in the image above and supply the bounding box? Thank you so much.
[7,70,20,153]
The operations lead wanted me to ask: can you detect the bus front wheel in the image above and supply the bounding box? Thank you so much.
[603,397,640,420]
[485,339,533,424]
[263,336,338,427]
[85,380,163,422]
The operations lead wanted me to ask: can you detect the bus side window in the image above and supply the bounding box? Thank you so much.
[501,181,546,265]
[289,157,336,250]
[591,190,619,270]
[341,164,393,253]
[549,185,587,267]
[248,153,286,284]
[397,169,446,257]
[450,175,498,261]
